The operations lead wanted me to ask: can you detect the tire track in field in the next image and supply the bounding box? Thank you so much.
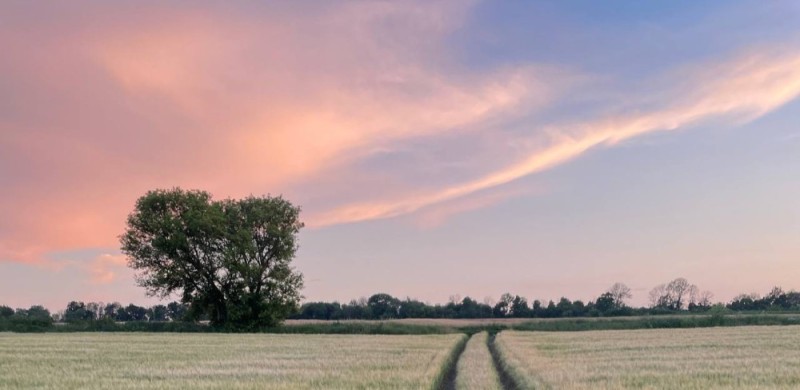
[487,333,520,390]
[439,335,469,390]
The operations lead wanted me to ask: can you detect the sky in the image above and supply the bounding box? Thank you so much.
[1,1,799,311]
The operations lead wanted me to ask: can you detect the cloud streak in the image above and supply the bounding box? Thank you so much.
[311,51,800,226]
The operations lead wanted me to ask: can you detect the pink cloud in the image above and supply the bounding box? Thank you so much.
[0,2,562,265]
[87,253,129,284]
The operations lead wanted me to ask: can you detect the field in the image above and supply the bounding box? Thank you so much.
[455,332,501,390]
[495,325,800,389]
[4,325,800,389]
[0,333,464,389]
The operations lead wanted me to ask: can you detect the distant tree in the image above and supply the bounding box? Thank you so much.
[124,304,148,321]
[493,293,514,317]
[665,278,694,310]
[86,302,103,320]
[728,293,759,311]
[51,311,64,323]
[785,292,800,308]
[456,297,493,318]
[3,305,54,330]
[572,300,587,316]
[0,305,13,318]
[64,301,95,322]
[531,300,544,317]
[556,297,573,317]
[149,305,168,321]
[121,188,304,329]
[764,287,787,308]
[448,295,462,305]
[104,303,123,320]
[544,300,558,318]
[607,283,632,308]
[649,284,669,309]
[649,278,699,310]
[367,293,400,319]
[399,299,428,318]
[301,302,344,320]
[510,295,531,317]
[595,292,615,314]
[698,290,714,308]
[166,301,188,321]
[26,305,51,320]
[339,299,370,319]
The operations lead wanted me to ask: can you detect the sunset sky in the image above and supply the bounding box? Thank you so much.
[2,1,799,310]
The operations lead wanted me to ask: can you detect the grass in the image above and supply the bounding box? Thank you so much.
[509,313,800,332]
[495,326,800,389]
[270,321,456,335]
[284,313,800,334]
[0,333,463,389]
[5,313,797,335]
[455,332,501,390]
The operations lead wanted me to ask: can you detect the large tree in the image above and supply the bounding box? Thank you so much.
[120,188,304,329]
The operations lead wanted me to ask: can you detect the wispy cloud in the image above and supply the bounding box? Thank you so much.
[412,187,532,229]
[311,51,800,226]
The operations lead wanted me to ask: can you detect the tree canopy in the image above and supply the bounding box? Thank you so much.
[120,188,304,329]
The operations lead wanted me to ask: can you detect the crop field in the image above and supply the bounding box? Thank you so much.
[495,325,800,389]
[455,332,500,390]
[5,326,800,389]
[0,333,464,389]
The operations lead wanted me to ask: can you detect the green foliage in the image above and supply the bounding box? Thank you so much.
[120,188,304,329]
[51,319,211,333]
[149,304,168,321]
[0,305,15,318]
[0,305,53,332]
[367,293,401,319]
[270,322,456,335]
[510,314,800,332]
[595,292,615,314]
[64,301,95,322]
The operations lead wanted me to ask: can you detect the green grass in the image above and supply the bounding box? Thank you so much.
[509,313,800,332]
[269,321,456,335]
[7,313,800,335]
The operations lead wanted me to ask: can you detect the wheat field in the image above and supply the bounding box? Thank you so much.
[0,333,464,389]
[496,326,800,389]
[455,332,501,390]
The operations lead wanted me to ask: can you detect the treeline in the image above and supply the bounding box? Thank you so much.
[728,287,800,311]
[54,301,190,322]
[291,280,800,320]
[292,293,643,320]
[0,305,53,331]
[0,301,192,332]
[4,279,800,331]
